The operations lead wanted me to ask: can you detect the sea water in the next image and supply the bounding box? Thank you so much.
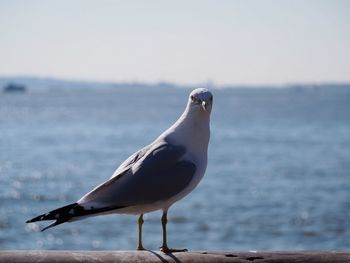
[0,84,349,250]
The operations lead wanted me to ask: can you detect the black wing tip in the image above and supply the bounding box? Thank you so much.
[26,203,127,230]
[26,214,46,223]
[40,226,49,232]
[25,215,57,231]
[25,202,78,224]
[40,220,63,232]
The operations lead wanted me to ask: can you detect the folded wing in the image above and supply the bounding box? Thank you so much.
[78,141,196,211]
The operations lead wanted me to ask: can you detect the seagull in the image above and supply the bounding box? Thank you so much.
[26,88,213,253]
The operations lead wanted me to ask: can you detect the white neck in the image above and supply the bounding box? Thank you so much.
[160,102,211,157]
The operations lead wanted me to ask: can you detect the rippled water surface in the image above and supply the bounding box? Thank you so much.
[1,84,350,250]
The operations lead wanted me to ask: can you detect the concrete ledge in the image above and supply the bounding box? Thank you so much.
[0,250,349,263]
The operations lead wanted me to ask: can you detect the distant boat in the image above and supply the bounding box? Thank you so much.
[3,83,26,93]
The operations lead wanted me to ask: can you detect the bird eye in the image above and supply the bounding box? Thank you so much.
[190,95,201,105]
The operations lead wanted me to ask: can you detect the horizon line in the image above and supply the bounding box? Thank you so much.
[0,74,350,89]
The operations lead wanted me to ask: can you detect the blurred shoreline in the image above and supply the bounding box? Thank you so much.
[1,75,349,92]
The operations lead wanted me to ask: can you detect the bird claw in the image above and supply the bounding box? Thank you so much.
[160,246,188,253]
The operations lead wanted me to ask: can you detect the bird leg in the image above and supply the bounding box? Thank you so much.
[160,211,188,253]
[137,214,145,250]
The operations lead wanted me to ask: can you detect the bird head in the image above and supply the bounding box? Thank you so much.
[188,88,213,114]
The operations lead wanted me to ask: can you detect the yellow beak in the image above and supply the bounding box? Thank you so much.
[201,100,207,111]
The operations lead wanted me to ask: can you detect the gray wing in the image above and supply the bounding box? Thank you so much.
[78,141,196,209]
[110,144,152,178]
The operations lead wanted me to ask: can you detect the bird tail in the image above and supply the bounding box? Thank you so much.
[26,203,80,231]
[26,202,126,231]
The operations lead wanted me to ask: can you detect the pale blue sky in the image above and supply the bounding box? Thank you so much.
[1,0,349,85]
